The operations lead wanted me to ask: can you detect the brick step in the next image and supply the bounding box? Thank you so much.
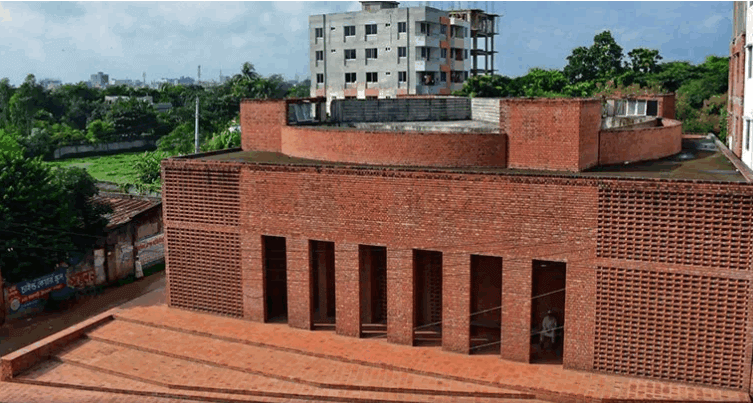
[86,319,532,399]
[13,359,306,403]
[45,341,537,403]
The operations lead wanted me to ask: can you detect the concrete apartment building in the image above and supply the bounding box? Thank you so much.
[730,1,747,163]
[90,71,109,88]
[309,1,497,109]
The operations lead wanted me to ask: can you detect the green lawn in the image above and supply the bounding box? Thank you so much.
[47,151,145,185]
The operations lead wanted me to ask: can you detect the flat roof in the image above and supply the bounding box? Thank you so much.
[196,137,747,183]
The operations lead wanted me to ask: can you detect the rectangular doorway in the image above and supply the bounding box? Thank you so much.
[413,249,442,346]
[530,260,566,364]
[310,240,336,330]
[263,236,288,323]
[359,245,387,338]
[470,255,502,355]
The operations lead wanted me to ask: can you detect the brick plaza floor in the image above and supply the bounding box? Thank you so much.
[1,301,749,403]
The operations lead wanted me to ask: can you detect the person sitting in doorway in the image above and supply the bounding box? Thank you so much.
[539,310,557,349]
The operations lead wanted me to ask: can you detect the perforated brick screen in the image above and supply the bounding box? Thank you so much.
[594,267,749,389]
[167,228,242,317]
[163,166,240,226]
[598,186,753,270]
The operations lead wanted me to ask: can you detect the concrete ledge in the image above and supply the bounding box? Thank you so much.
[710,133,753,183]
[1,311,114,380]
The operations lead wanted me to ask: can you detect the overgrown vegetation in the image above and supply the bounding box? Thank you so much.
[454,31,729,140]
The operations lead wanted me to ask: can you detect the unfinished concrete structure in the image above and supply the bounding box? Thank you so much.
[162,94,753,396]
[309,1,498,109]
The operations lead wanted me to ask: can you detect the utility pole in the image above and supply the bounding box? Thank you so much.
[195,96,199,153]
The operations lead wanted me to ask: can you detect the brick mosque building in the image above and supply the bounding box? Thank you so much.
[161,95,753,393]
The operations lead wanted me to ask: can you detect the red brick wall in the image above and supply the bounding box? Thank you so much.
[501,98,601,172]
[240,100,287,152]
[598,118,683,166]
[281,126,506,168]
[163,157,753,390]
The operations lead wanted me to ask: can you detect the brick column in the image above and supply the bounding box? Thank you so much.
[501,257,532,363]
[336,242,360,337]
[241,232,264,322]
[443,251,470,354]
[562,260,596,371]
[287,238,312,330]
[388,248,414,345]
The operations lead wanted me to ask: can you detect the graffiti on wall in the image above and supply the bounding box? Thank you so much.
[3,256,98,317]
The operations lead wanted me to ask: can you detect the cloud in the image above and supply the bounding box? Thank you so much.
[0,2,11,22]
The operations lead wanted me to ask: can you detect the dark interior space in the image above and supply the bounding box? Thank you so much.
[470,255,502,355]
[263,236,288,323]
[310,240,336,329]
[530,260,566,364]
[413,249,442,346]
[359,245,388,338]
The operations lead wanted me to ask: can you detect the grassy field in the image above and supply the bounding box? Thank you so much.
[47,152,145,186]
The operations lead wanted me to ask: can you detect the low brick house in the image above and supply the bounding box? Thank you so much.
[161,96,753,393]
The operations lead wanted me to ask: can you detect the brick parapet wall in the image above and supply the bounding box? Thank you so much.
[598,118,683,166]
[281,126,506,168]
[470,98,501,123]
[501,98,602,172]
[240,100,287,152]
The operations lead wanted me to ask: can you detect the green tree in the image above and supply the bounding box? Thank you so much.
[564,31,625,84]
[287,79,311,98]
[85,119,116,143]
[133,150,172,185]
[627,48,663,74]
[518,68,568,97]
[105,97,159,138]
[0,78,15,128]
[0,151,110,283]
[8,74,46,137]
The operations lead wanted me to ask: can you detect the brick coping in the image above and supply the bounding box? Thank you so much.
[1,311,114,381]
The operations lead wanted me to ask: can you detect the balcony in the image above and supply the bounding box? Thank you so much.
[415,35,440,48]
[415,59,440,72]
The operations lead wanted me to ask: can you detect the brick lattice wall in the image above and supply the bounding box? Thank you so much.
[330,98,471,122]
[598,183,753,271]
[163,161,244,317]
[594,266,750,389]
[471,98,501,123]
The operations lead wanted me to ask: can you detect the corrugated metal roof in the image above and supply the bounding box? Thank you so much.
[93,193,161,229]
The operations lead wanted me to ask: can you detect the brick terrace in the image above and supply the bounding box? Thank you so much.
[2,303,749,403]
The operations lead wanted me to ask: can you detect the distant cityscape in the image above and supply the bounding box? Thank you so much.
[37,70,252,90]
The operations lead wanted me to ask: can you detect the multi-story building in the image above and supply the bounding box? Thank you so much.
[729,2,746,161]
[90,71,109,88]
[309,1,497,109]
[742,1,753,168]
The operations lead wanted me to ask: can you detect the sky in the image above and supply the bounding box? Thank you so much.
[0,1,735,87]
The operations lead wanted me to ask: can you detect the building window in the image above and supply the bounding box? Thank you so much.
[464,71,468,80]
[441,48,447,59]
[366,48,378,59]
[345,49,356,60]
[440,25,447,35]
[316,50,323,61]
[398,71,407,82]
[398,47,407,58]
[366,72,378,83]
[365,24,377,35]
[331,49,336,53]
[420,22,431,35]
[746,119,751,151]
[345,72,357,83]
[398,21,407,33]
[317,74,324,84]
[315,28,323,38]
[748,46,752,79]
[344,25,355,37]
[465,49,468,59]
[440,72,447,82]
[420,47,430,59]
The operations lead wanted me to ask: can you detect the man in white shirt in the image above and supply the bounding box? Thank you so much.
[540,310,557,348]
